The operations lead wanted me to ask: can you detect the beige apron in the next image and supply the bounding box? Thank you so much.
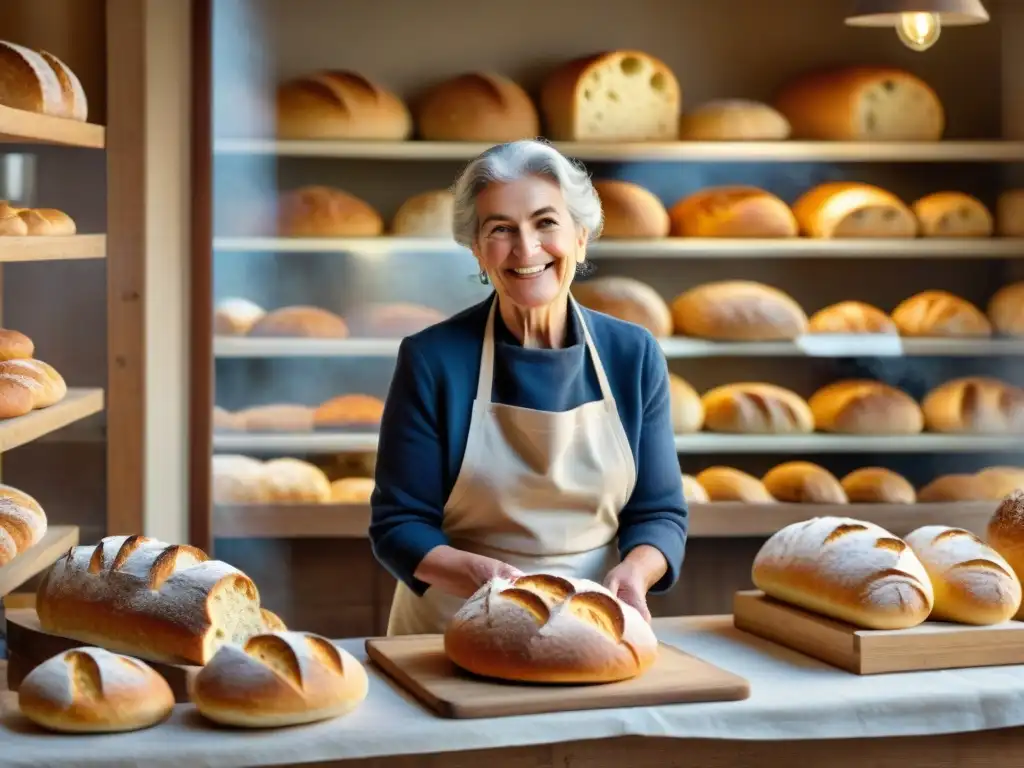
[386,297,637,636]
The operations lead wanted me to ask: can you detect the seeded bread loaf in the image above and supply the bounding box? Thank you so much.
[840,467,916,504]
[809,379,924,434]
[762,462,848,504]
[986,281,1024,336]
[700,382,814,434]
[996,190,1024,237]
[415,73,539,142]
[275,70,412,140]
[891,290,992,337]
[695,466,776,503]
[278,186,383,237]
[670,280,808,341]
[808,301,897,334]
[678,99,790,141]
[922,377,1024,433]
[668,374,704,434]
[571,277,673,337]
[793,182,918,238]
[912,192,994,237]
[668,186,798,238]
[593,180,670,238]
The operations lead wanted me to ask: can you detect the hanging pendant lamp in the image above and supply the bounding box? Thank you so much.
[846,0,990,51]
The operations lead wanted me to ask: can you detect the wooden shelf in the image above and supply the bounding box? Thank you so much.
[0,525,78,597]
[214,503,369,538]
[0,105,104,148]
[0,389,105,453]
[0,235,106,263]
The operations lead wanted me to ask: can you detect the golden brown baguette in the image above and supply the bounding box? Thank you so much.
[840,467,916,504]
[912,192,993,237]
[415,72,539,142]
[695,466,775,503]
[275,70,412,140]
[278,186,383,237]
[793,182,917,238]
[986,281,1024,337]
[809,379,924,434]
[891,290,991,337]
[701,382,814,434]
[668,374,704,433]
[678,99,790,140]
[670,280,808,341]
[571,277,673,337]
[807,301,896,334]
[668,186,798,238]
[762,461,848,504]
[593,180,669,238]
[922,377,1024,433]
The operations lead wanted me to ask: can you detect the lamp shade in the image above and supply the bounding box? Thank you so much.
[846,0,989,26]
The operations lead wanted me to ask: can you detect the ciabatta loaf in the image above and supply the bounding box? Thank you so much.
[390,190,454,237]
[415,73,539,142]
[248,306,349,339]
[275,70,412,140]
[0,484,46,565]
[678,99,790,141]
[773,66,945,141]
[539,51,680,141]
[840,467,916,504]
[680,473,710,503]
[793,182,918,238]
[808,301,896,334]
[996,190,1024,237]
[278,186,383,237]
[986,281,1024,337]
[700,382,814,434]
[922,377,1024,434]
[593,180,670,238]
[36,535,267,665]
[891,290,992,337]
[444,574,658,683]
[905,525,1021,625]
[670,280,808,341]
[912,192,993,237]
[762,461,848,504]
[571,276,673,337]
[809,379,924,434]
[668,186,798,238]
[668,374,704,433]
[0,41,65,116]
[695,466,775,503]
[752,517,934,630]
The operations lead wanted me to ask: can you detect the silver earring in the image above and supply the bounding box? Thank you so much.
[478,270,490,285]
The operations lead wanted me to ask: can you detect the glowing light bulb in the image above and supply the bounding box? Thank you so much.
[896,12,941,51]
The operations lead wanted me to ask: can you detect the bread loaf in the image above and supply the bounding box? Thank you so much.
[214,298,266,336]
[0,203,77,236]
[571,277,673,337]
[0,328,34,360]
[415,73,539,142]
[840,467,916,504]
[248,306,349,339]
[912,192,994,237]
[275,70,412,140]
[917,474,990,502]
[0,375,37,418]
[593,180,670,238]
[793,182,918,238]
[39,50,88,121]
[668,374,704,433]
[278,186,383,237]
[261,458,332,503]
[996,190,1024,237]
[0,486,46,565]
[444,574,658,683]
[891,290,991,337]
[809,379,924,434]
[695,467,775,503]
[987,491,1024,618]
[390,190,454,237]
[701,383,814,434]
[18,648,174,733]
[752,517,934,630]
[36,535,267,665]
[261,608,287,632]
[0,41,65,116]
[212,455,269,505]
[344,302,447,338]
[986,281,1024,336]
[773,66,945,141]
[668,187,798,238]
[0,358,66,408]
[213,406,242,432]
[237,404,315,433]
[762,462,848,504]
[808,301,897,334]
[191,632,369,728]
[331,477,375,503]
[922,377,1024,433]
[670,280,808,341]
[313,394,385,429]
[905,525,1021,625]
[976,467,1024,498]
[539,51,680,141]
[678,99,790,140]
[0,207,26,235]
[680,473,710,503]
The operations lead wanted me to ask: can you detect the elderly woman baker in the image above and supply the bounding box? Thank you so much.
[369,139,688,636]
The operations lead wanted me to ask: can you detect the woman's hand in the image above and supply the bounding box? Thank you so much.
[414,545,524,599]
[604,545,668,623]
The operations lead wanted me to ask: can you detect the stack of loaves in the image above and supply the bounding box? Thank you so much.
[212,453,374,505]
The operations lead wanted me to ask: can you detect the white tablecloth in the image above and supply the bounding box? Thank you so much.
[5,615,1024,768]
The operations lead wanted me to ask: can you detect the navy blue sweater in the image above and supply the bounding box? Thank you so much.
[369,293,688,597]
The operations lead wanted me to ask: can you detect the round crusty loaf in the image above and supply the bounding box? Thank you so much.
[275,70,412,140]
[752,516,934,630]
[986,281,1024,337]
[695,466,775,503]
[19,647,174,733]
[261,458,332,504]
[571,277,673,337]
[670,280,808,341]
[905,525,1021,625]
[922,376,1024,434]
[808,301,897,334]
[248,306,349,339]
[313,394,385,430]
[668,374,704,433]
[996,189,1024,237]
[8,206,76,236]
[390,190,454,237]
[701,382,814,434]
[214,298,266,336]
[891,290,991,338]
[344,302,447,338]
[792,182,918,239]
[917,474,995,502]
[0,328,34,360]
[912,192,994,238]
[0,358,66,408]
[444,574,658,683]
[237,404,315,433]
[0,375,37,419]
[678,99,791,141]
[593,180,669,239]
[331,477,375,503]
[0,488,47,566]
[976,466,1024,498]
[840,467,916,504]
[762,461,848,504]
[415,72,539,142]
[809,379,924,435]
[680,473,710,503]
[668,186,798,238]
[278,186,383,237]
[212,454,269,505]
[191,631,369,728]
[987,491,1024,618]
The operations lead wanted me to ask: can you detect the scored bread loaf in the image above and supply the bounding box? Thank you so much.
[261,458,332,504]
[331,477,375,503]
[840,467,916,504]
[0,358,66,408]
[571,276,673,337]
[237,404,315,433]
[444,574,658,683]
[996,190,1024,237]
[808,301,897,334]
[912,192,994,238]
[214,298,266,336]
[986,281,1024,337]
[344,302,447,338]
[773,66,945,141]
[390,190,454,237]
[36,535,267,665]
[0,374,37,418]
[539,51,680,142]
[248,306,349,339]
[275,70,412,140]
[39,50,88,121]
[695,466,775,503]
[191,631,369,728]
[668,186,798,238]
[278,186,383,237]
[0,202,76,236]
[670,280,808,341]
[793,182,918,238]
[987,491,1024,618]
[701,382,814,434]
[18,647,174,734]
[752,517,934,630]
[891,290,991,337]
[0,41,65,116]
[415,73,539,142]
[668,374,704,433]
[593,180,670,238]
[905,525,1021,625]
[0,485,47,565]
[314,394,385,429]
[680,473,710,503]
[917,474,994,502]
[678,99,790,141]
[762,462,848,504]
[809,379,924,434]
[922,376,1024,434]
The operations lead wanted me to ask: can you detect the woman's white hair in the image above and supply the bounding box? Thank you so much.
[450,139,604,247]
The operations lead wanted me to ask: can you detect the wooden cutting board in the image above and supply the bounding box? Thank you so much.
[733,590,1024,675]
[365,634,750,719]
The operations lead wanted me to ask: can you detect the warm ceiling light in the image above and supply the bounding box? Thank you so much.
[846,0,990,51]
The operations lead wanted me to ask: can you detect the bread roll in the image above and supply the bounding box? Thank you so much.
[773,66,944,141]
[248,306,349,339]
[331,477,375,503]
[214,298,266,336]
[0,203,78,236]
[275,70,412,140]
[444,574,658,683]
[922,377,1024,434]
[539,50,680,141]
[762,462,848,504]
[670,280,808,341]
[261,458,332,503]
[917,474,993,502]
[695,466,775,503]
[678,99,790,140]
[18,648,174,733]
[976,467,1024,498]
[987,491,1024,618]
[0,41,65,116]
[701,383,814,434]
[668,374,703,433]
[314,394,385,429]
[986,281,1024,337]
[996,189,1024,237]
[39,50,88,121]
[668,186,798,238]
[680,473,709,503]
[0,328,34,360]
[0,358,66,408]
[593,180,670,238]
[278,186,383,237]
[37,535,266,665]
[793,182,918,239]
[752,517,934,630]
[344,302,447,338]
[390,190,454,237]
[891,290,991,337]
[809,380,924,435]
[912,192,994,238]
[905,525,1021,625]
[840,467,916,504]
[415,72,539,142]
[238,404,315,433]
[0,207,26,235]
[808,301,897,334]
[212,454,269,505]
[0,375,37,418]
[0,489,47,566]
[191,632,369,728]
[571,277,672,337]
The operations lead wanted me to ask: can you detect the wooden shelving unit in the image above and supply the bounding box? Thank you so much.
[0,103,104,148]
[0,235,106,263]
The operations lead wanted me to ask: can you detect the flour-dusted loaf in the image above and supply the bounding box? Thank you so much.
[212,454,269,505]
[571,276,673,337]
[390,190,455,237]
[539,50,680,142]
[214,298,266,336]
[762,462,848,504]
[809,379,924,434]
[808,301,897,334]
[670,280,808,341]
[0,373,36,418]
[905,525,1021,625]
[668,186,798,238]
[912,192,994,238]
[680,473,710,503]
[0,358,66,408]
[261,458,332,504]
[840,467,916,504]
[668,374,704,433]
[701,382,814,434]
[415,72,539,142]
[752,517,934,630]
[275,70,412,140]
[313,394,385,429]
[36,535,267,665]
[248,306,349,339]
[773,66,945,141]
[191,631,369,728]
[922,377,1024,433]
[444,574,658,683]
[593,180,670,238]
[331,477,375,503]
[344,302,447,338]
[793,182,918,238]
[678,99,790,141]
[987,491,1024,618]
[0,484,46,565]
[891,290,992,337]
[278,186,383,237]
[0,41,65,116]
[695,466,776,503]
[986,281,1024,337]
[996,190,1024,237]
